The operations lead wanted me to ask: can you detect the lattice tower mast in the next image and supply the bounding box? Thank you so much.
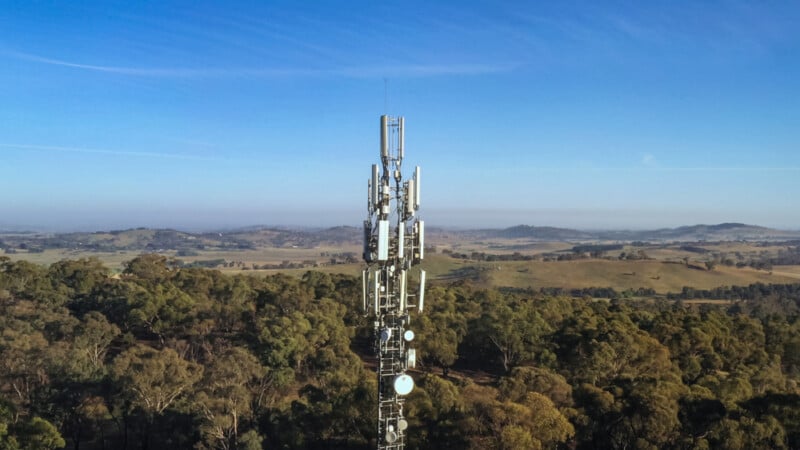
[362,115,425,450]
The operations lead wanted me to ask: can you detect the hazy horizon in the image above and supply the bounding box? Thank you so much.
[2,209,799,234]
[2,2,799,232]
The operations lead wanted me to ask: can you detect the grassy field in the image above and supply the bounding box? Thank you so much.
[768,265,800,280]
[434,239,575,255]
[419,254,794,293]
[3,249,138,271]
[512,260,790,292]
[243,256,794,295]
[3,245,362,272]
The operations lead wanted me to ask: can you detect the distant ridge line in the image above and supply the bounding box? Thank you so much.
[2,223,799,249]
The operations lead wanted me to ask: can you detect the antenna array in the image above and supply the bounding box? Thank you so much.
[363,115,425,449]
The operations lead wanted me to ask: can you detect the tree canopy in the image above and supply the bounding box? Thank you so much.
[1,255,800,449]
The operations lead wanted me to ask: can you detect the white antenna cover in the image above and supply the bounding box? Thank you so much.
[378,220,389,261]
[418,270,426,313]
[405,180,415,216]
[414,166,421,209]
[403,330,415,341]
[399,270,407,311]
[418,220,425,260]
[373,272,380,313]
[371,164,379,207]
[398,226,405,259]
[398,117,405,160]
[362,270,368,312]
[393,374,414,395]
[380,115,389,158]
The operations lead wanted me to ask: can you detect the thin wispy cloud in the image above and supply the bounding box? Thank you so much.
[2,49,516,79]
[509,3,797,65]
[3,50,284,77]
[0,143,220,161]
[641,153,657,167]
[333,63,519,78]
[165,137,217,148]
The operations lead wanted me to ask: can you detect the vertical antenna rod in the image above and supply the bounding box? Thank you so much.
[383,78,388,114]
[363,115,424,450]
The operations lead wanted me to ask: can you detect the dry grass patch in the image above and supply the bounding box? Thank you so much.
[445,259,795,293]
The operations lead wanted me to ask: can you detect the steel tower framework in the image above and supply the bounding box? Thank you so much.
[362,115,425,450]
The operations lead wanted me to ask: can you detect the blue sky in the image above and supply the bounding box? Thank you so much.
[1,1,799,231]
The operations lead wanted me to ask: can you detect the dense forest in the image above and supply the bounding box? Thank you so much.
[1,255,800,449]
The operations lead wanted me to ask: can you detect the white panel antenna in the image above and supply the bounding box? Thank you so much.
[373,272,380,313]
[405,180,415,217]
[417,220,425,260]
[398,117,405,160]
[399,270,407,311]
[362,270,368,312]
[378,220,389,261]
[398,225,405,259]
[371,165,380,207]
[414,166,421,209]
[380,115,389,159]
[418,270,426,313]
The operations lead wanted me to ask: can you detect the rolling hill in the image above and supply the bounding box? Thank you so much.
[1,223,798,256]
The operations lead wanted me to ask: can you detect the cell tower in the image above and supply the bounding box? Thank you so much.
[362,115,425,449]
